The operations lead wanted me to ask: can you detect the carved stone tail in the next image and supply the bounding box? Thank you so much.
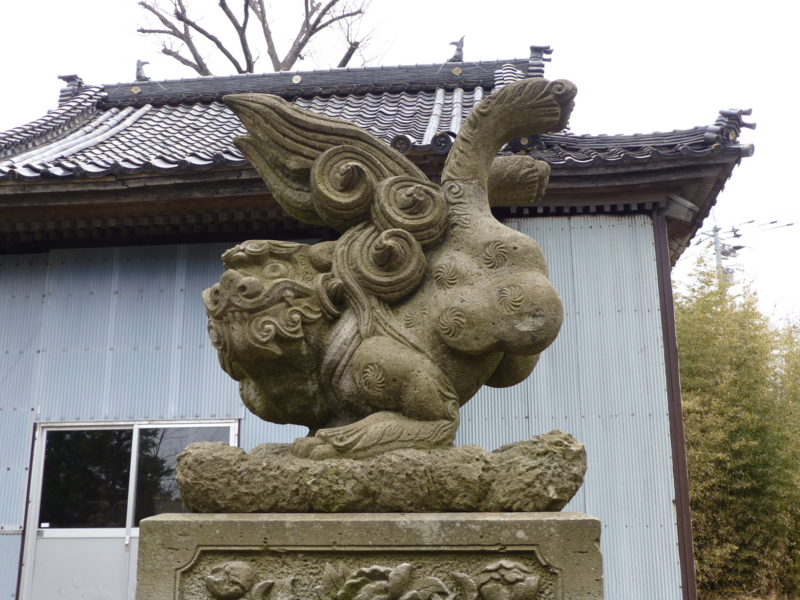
[442,78,577,190]
[223,94,426,228]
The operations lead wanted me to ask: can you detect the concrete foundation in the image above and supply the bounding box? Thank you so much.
[135,512,603,600]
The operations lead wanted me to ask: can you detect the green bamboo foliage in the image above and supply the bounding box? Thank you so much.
[675,257,800,598]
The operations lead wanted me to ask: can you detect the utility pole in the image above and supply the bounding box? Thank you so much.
[711,226,723,273]
[694,219,794,284]
[700,225,738,284]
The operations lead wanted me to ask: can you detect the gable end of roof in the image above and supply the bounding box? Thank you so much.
[0,87,106,160]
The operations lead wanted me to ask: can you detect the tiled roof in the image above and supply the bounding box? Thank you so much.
[0,61,754,183]
[517,120,754,166]
[0,86,105,159]
[0,102,248,180]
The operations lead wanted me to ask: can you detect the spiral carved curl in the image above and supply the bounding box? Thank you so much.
[346,224,426,304]
[306,144,449,342]
[310,146,386,231]
[372,177,447,249]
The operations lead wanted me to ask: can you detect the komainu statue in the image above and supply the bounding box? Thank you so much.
[204,77,577,460]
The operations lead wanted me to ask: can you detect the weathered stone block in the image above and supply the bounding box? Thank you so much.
[135,513,603,600]
[177,431,586,513]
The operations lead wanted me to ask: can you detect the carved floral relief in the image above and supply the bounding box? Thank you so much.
[205,561,544,600]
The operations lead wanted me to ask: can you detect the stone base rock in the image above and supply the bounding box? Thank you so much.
[177,430,585,513]
[135,512,603,600]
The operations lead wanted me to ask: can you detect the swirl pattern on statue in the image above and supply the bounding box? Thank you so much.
[249,306,319,345]
[335,223,426,306]
[310,145,387,231]
[372,177,448,249]
[206,319,229,355]
[201,241,332,401]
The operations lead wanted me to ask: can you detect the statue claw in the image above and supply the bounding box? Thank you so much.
[309,444,340,461]
[291,436,327,459]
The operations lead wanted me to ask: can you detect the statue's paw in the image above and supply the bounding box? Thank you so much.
[291,436,326,458]
[308,444,339,461]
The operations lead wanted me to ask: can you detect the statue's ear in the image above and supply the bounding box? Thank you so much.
[488,156,551,206]
[224,94,426,227]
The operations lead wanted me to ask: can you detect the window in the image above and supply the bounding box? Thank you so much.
[21,421,237,600]
[37,424,233,530]
[133,426,229,525]
[40,429,133,529]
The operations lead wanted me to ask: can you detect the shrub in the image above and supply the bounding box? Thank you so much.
[675,259,800,596]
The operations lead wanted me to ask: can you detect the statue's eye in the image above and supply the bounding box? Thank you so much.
[263,262,290,279]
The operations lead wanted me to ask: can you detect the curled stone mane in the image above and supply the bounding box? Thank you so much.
[226,94,451,347]
[226,95,424,226]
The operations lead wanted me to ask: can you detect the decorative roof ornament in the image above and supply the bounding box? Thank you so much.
[704,108,756,146]
[448,36,465,63]
[528,46,553,78]
[56,74,84,105]
[136,60,151,82]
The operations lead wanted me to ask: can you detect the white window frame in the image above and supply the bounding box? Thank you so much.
[19,419,238,600]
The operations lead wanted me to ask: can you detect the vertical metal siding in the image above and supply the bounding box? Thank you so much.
[36,247,118,420]
[458,215,681,600]
[0,254,47,531]
[34,244,243,423]
[0,254,48,411]
[0,409,35,530]
[9,241,318,448]
[0,255,43,598]
[178,243,243,420]
[0,534,22,599]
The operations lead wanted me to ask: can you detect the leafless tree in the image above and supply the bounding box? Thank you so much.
[137,0,370,76]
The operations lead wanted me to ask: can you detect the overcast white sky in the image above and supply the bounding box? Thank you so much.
[0,0,797,318]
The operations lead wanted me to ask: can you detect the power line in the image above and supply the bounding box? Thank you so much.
[688,218,794,283]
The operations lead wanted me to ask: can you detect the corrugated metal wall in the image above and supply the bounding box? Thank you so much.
[0,535,22,599]
[33,244,242,423]
[458,215,681,600]
[0,254,48,418]
[0,218,682,599]
[0,253,48,597]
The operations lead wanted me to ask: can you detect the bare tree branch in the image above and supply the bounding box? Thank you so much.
[137,0,373,75]
[173,1,247,73]
[334,0,376,68]
[312,10,362,36]
[137,28,177,36]
[248,0,282,71]
[218,0,255,73]
[139,0,212,76]
[174,0,213,75]
[279,0,362,70]
[139,1,182,36]
[309,0,339,32]
[161,46,208,74]
[337,41,359,68]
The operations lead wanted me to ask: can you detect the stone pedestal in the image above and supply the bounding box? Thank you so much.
[135,513,603,600]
